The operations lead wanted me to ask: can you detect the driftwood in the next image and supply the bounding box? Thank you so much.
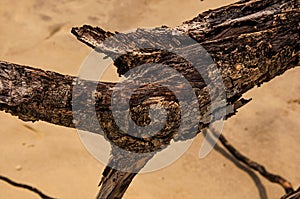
[0,0,299,198]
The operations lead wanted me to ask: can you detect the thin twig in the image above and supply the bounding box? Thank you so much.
[211,130,295,194]
[281,187,300,199]
[0,175,56,199]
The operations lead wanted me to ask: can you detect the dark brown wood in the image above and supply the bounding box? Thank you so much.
[71,0,299,198]
[282,187,300,199]
[0,0,299,198]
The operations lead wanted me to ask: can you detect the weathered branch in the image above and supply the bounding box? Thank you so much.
[70,0,299,197]
[0,0,299,198]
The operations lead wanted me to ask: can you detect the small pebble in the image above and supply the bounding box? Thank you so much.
[15,165,22,171]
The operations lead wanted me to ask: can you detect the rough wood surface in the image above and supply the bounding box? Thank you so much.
[72,0,299,198]
[0,0,299,198]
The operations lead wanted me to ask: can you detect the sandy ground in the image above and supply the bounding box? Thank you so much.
[0,0,299,198]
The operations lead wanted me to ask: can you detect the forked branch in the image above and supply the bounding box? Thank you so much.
[0,0,299,198]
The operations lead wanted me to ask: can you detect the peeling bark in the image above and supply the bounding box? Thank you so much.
[0,0,299,198]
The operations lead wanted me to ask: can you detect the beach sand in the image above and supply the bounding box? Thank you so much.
[0,0,299,198]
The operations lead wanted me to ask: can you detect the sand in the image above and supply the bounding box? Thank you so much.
[0,0,299,198]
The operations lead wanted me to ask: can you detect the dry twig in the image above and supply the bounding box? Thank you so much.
[0,175,55,199]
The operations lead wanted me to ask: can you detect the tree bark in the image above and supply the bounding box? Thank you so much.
[0,0,299,198]
[71,0,299,196]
